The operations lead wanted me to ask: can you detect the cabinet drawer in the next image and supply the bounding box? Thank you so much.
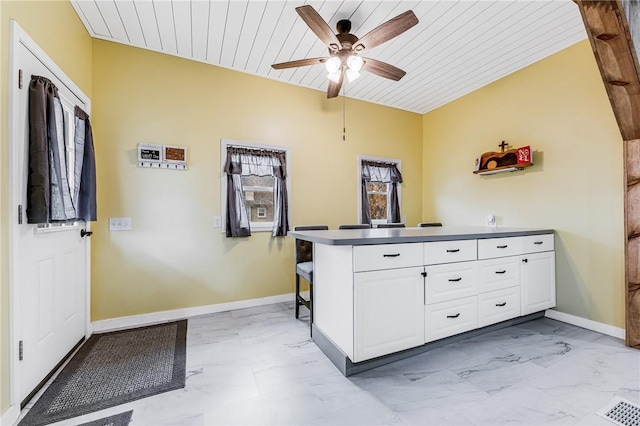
[478,237,524,259]
[425,261,477,304]
[477,256,520,292]
[425,296,477,342]
[354,243,423,272]
[478,287,521,327]
[424,240,477,265]
[522,234,554,254]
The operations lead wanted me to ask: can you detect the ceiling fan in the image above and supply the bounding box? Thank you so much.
[271,5,419,98]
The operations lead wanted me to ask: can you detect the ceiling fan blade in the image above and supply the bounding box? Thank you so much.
[362,58,406,81]
[353,10,418,51]
[327,72,344,99]
[296,5,342,50]
[271,57,328,70]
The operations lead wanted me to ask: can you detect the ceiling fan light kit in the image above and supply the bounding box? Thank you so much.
[272,5,419,98]
[325,57,341,73]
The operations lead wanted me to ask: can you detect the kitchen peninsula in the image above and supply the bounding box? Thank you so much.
[288,226,556,375]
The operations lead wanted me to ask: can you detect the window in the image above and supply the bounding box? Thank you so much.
[221,140,290,237]
[366,182,390,223]
[358,156,403,226]
[242,176,274,225]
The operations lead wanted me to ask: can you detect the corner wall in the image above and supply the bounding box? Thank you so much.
[422,40,625,328]
[90,39,423,321]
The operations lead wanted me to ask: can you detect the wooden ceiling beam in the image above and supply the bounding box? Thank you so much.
[575,0,640,141]
[575,0,640,348]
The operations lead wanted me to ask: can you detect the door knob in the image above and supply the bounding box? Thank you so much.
[80,229,93,238]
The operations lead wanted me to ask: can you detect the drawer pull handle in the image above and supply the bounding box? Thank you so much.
[495,270,506,274]
[446,249,460,253]
[448,277,462,282]
[497,245,508,249]
[534,241,543,245]
[383,253,400,258]
[495,302,507,307]
[447,313,461,319]
[522,258,528,263]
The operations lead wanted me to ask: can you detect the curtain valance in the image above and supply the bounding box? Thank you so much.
[361,160,403,184]
[224,146,287,178]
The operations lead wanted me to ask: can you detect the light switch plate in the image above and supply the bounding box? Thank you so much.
[213,216,221,228]
[109,217,132,231]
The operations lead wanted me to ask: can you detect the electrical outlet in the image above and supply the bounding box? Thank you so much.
[109,217,132,231]
[486,214,496,227]
[213,216,221,228]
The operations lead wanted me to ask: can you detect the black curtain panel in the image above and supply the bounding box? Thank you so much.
[361,160,403,224]
[75,106,97,222]
[28,76,97,224]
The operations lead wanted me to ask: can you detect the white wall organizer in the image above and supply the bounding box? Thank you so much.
[138,143,188,170]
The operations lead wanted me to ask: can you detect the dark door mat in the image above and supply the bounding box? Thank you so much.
[19,320,187,426]
[76,410,133,426]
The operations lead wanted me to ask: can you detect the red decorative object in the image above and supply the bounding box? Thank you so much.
[517,146,532,165]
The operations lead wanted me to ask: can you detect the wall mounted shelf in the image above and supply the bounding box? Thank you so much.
[473,163,532,175]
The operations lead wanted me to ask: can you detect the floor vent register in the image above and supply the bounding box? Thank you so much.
[597,397,640,426]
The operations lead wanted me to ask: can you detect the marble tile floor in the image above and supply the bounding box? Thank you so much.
[16,302,640,426]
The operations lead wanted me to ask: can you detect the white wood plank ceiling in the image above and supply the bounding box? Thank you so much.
[70,0,587,114]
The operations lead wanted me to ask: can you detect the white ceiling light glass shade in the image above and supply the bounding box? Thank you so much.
[347,55,363,72]
[325,57,341,74]
[346,68,360,82]
[327,70,342,83]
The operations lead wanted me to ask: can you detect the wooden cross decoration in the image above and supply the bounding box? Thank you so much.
[499,141,508,152]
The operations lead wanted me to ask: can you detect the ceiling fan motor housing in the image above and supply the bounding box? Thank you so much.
[336,19,352,34]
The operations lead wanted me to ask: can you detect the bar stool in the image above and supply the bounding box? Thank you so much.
[418,222,443,227]
[377,223,406,228]
[294,225,328,332]
[338,224,371,229]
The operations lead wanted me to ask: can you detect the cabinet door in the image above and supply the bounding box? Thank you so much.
[354,267,425,362]
[521,251,556,315]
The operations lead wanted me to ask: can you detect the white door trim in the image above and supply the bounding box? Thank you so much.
[8,20,92,416]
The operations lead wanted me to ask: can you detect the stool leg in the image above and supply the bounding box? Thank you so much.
[295,274,300,319]
[309,281,313,337]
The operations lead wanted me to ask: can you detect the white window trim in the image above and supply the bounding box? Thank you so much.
[357,155,402,226]
[220,139,291,233]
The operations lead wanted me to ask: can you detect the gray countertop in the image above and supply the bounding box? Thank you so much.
[288,226,554,246]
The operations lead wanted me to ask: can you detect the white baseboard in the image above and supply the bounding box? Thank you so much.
[545,309,626,340]
[92,293,295,333]
[1,404,19,426]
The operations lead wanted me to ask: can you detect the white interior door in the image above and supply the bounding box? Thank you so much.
[13,32,89,404]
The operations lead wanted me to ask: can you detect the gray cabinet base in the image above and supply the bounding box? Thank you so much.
[312,311,545,377]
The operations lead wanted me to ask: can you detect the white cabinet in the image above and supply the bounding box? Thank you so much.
[521,251,556,315]
[354,267,425,362]
[311,230,556,366]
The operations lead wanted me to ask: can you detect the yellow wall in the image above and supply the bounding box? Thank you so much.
[0,1,628,419]
[90,40,423,320]
[422,40,625,327]
[0,0,92,415]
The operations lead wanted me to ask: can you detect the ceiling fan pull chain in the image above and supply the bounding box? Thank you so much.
[343,83,346,142]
